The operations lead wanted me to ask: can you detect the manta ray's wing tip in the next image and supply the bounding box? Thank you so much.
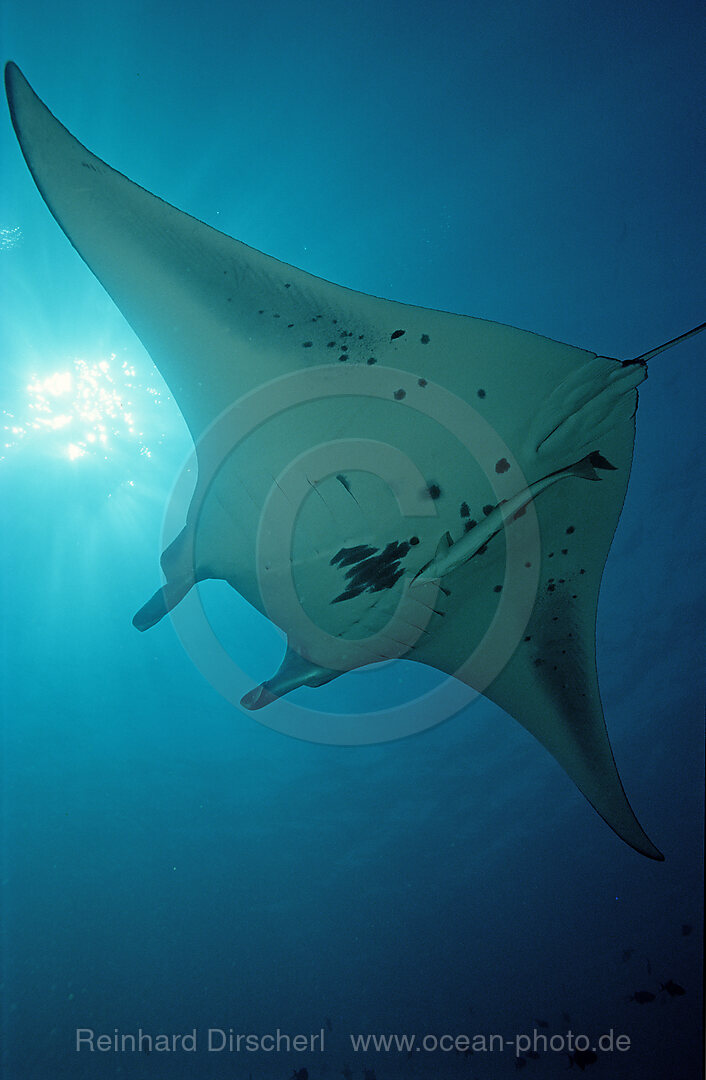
[623,830,664,861]
[4,61,17,109]
[638,838,665,862]
[605,811,664,862]
[5,63,40,149]
[5,60,25,100]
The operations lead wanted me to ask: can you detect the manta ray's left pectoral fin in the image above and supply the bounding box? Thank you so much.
[240,644,341,711]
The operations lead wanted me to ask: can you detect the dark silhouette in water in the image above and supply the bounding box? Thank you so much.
[661,979,686,997]
[568,1048,598,1069]
[628,990,656,1004]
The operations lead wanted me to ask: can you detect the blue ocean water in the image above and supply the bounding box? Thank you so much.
[0,2,704,1079]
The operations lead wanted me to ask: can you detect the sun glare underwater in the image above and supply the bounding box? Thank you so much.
[2,350,164,468]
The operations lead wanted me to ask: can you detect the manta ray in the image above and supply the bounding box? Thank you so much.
[6,61,703,859]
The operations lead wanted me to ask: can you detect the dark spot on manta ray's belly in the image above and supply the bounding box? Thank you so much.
[495,458,510,473]
[302,341,313,347]
[327,341,336,347]
[409,536,420,545]
[566,525,575,534]
[331,540,411,603]
[369,567,405,593]
[561,548,568,555]
[333,585,367,603]
[421,334,430,344]
[367,357,377,365]
[426,483,442,500]
[493,585,502,593]
[460,502,470,517]
[331,544,378,568]
[418,378,427,387]
[477,388,486,398]
[339,355,348,362]
[482,504,495,516]
[464,519,477,532]
[394,389,406,400]
[391,329,406,340]
[284,282,291,288]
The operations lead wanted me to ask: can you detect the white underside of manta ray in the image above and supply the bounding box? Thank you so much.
[6,61,704,860]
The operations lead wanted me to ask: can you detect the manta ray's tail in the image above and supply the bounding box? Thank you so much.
[622,321,706,366]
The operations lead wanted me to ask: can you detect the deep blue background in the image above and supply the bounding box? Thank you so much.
[1,2,703,1078]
